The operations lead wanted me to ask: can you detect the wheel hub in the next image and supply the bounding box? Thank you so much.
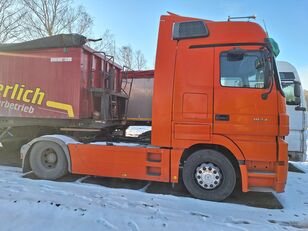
[41,148,58,169]
[195,163,222,190]
[46,153,57,163]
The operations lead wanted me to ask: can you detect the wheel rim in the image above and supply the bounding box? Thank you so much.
[195,162,222,190]
[41,148,58,169]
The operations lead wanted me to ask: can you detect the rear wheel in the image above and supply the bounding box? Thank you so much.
[30,141,68,180]
[183,149,236,201]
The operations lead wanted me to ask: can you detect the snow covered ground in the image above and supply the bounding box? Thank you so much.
[125,126,151,137]
[0,162,307,230]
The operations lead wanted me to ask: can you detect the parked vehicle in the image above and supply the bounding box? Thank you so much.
[278,61,307,161]
[0,34,130,149]
[18,13,289,201]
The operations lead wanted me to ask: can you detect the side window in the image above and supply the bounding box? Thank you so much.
[220,51,266,89]
[282,82,296,105]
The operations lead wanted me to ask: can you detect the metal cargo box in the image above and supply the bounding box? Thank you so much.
[126,70,154,121]
[0,34,128,128]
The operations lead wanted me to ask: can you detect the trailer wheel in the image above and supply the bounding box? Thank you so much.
[183,149,236,201]
[29,141,68,180]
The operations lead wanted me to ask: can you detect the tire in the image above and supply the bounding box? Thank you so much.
[183,149,236,201]
[29,141,68,180]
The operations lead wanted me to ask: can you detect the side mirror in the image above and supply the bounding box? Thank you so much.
[294,96,301,105]
[227,48,245,61]
[264,75,272,89]
[294,81,301,98]
[263,57,272,89]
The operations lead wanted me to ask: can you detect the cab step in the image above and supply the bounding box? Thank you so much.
[247,171,277,191]
[248,186,275,192]
[248,171,276,178]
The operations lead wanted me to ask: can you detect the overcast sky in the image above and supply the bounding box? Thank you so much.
[77,0,308,88]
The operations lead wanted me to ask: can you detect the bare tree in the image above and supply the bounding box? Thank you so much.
[20,0,93,40]
[117,45,147,70]
[91,29,116,57]
[134,50,147,70]
[117,45,133,69]
[66,5,93,35]
[0,0,24,42]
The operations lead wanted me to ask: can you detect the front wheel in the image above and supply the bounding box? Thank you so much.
[183,149,236,201]
[29,141,68,180]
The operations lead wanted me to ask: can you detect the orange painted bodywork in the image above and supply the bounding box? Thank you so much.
[69,144,171,182]
[69,13,289,193]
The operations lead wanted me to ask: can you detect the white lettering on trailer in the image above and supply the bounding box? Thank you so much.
[50,57,73,62]
[0,99,35,114]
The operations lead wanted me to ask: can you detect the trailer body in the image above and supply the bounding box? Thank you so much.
[0,34,126,126]
[21,13,289,201]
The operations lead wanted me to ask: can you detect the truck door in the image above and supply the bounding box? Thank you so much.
[213,46,278,161]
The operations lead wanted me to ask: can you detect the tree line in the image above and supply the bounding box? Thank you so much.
[0,0,147,70]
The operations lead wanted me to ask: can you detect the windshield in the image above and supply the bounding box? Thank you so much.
[279,72,296,81]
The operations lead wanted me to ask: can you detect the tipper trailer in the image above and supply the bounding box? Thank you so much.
[19,13,290,201]
[0,34,130,148]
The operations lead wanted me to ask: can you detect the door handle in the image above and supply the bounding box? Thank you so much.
[215,114,230,121]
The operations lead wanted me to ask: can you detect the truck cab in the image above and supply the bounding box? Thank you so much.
[278,61,307,161]
[151,13,288,198]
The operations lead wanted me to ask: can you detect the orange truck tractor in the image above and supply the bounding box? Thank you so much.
[20,13,289,201]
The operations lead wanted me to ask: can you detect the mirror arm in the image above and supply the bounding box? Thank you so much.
[295,106,306,111]
[261,75,274,100]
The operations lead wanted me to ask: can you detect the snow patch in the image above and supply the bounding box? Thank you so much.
[89,142,142,147]
[126,126,151,137]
